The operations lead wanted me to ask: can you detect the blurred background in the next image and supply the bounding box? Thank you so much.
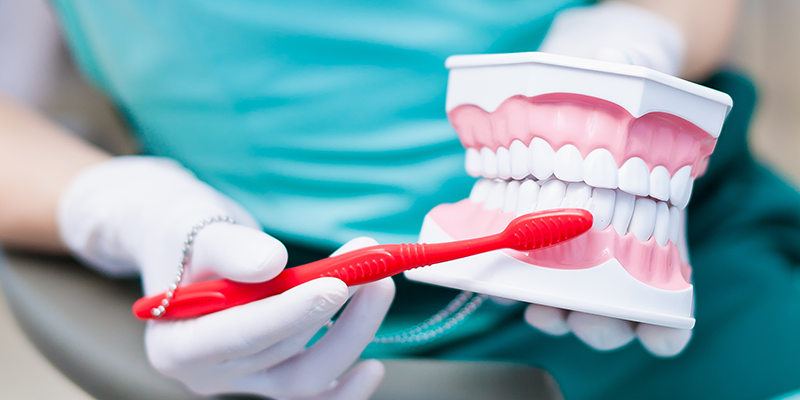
[0,0,798,399]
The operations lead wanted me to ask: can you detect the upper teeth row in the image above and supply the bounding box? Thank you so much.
[464,138,694,209]
[470,178,684,248]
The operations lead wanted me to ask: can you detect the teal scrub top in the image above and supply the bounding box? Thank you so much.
[50,0,587,250]
[49,2,800,399]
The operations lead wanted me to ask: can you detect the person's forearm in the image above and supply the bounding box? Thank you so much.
[0,94,110,252]
[614,0,739,81]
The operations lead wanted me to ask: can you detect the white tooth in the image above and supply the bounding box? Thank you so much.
[649,166,670,201]
[483,180,507,210]
[590,188,616,230]
[510,140,529,180]
[528,138,554,180]
[629,198,657,241]
[554,145,584,182]
[468,179,493,203]
[536,179,566,211]
[465,148,482,178]
[670,166,694,209]
[677,211,690,263]
[653,201,670,246]
[496,146,511,180]
[503,180,520,213]
[668,206,680,244]
[562,182,592,209]
[618,157,650,196]
[611,190,635,235]
[679,179,694,209]
[481,147,498,179]
[516,180,540,217]
[583,148,618,189]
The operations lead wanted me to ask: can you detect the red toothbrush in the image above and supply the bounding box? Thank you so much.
[133,208,592,320]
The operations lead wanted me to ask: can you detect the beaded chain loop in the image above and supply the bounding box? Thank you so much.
[321,292,488,346]
[151,215,235,318]
[369,291,489,346]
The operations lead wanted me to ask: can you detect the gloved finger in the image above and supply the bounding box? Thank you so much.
[331,236,379,257]
[593,47,634,65]
[219,195,262,230]
[280,359,386,400]
[211,315,329,379]
[189,223,288,283]
[636,323,692,358]
[524,304,570,336]
[567,311,635,351]
[215,237,383,379]
[257,277,394,398]
[145,277,348,371]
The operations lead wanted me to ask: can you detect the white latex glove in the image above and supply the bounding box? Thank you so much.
[524,2,692,357]
[57,156,395,399]
[539,1,685,76]
[524,305,692,357]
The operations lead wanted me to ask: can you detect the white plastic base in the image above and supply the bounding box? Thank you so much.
[406,216,695,329]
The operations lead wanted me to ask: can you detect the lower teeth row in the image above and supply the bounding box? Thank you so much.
[469,178,683,246]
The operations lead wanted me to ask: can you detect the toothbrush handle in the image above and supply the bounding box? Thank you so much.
[132,242,464,320]
[132,208,592,320]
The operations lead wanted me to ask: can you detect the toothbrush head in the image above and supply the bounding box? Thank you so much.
[501,208,593,252]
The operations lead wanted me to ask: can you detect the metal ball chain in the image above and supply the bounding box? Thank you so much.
[369,291,489,346]
[151,215,235,318]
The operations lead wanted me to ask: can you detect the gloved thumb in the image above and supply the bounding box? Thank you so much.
[188,223,288,284]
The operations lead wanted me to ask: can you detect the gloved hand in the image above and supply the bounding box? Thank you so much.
[57,156,395,399]
[523,304,692,357]
[526,2,692,357]
[539,1,685,76]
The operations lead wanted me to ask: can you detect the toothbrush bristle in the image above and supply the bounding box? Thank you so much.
[507,209,593,251]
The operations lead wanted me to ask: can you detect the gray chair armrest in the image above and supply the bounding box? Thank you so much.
[0,250,561,400]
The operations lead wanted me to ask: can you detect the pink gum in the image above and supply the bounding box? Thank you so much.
[449,94,718,178]
[427,200,692,291]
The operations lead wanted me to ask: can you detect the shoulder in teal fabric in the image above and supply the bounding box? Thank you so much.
[49,0,589,249]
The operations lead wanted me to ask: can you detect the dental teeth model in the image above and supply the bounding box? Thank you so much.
[405,52,733,330]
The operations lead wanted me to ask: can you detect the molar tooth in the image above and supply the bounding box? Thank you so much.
[536,179,566,211]
[483,180,507,210]
[481,147,498,179]
[629,198,657,241]
[611,190,635,235]
[618,157,650,196]
[509,140,529,180]
[670,166,694,209]
[468,179,493,203]
[465,148,482,178]
[503,180,520,213]
[562,182,592,209]
[496,146,511,180]
[649,166,670,201]
[583,148,618,189]
[668,206,680,244]
[516,180,540,217]
[653,201,670,246]
[554,144,584,182]
[528,138,554,180]
[590,188,616,230]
